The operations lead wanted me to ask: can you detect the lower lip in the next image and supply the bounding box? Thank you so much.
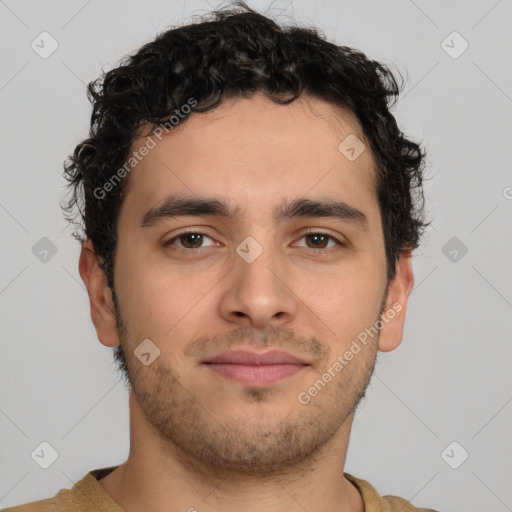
[205,363,307,386]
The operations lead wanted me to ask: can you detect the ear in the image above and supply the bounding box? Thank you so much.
[78,239,120,348]
[377,251,414,353]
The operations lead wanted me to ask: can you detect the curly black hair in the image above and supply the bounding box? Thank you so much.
[62,1,428,297]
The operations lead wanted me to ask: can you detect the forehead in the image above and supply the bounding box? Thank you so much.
[120,93,379,225]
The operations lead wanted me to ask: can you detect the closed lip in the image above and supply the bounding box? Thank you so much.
[203,349,309,366]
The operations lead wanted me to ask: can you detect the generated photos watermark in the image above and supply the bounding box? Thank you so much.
[297,302,402,405]
[93,97,197,200]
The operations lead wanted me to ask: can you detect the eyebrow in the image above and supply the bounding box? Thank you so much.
[141,195,368,229]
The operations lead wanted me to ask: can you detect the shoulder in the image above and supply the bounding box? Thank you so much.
[1,466,121,512]
[344,472,440,512]
[1,497,58,512]
[382,494,440,511]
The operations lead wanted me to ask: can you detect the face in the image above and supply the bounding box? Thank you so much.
[81,92,413,476]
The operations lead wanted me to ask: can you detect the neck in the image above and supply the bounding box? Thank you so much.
[99,392,364,512]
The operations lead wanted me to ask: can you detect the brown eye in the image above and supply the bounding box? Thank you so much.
[295,231,343,252]
[178,233,204,249]
[164,232,215,250]
[304,233,330,249]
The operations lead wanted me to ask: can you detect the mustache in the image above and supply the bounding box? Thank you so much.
[183,325,330,363]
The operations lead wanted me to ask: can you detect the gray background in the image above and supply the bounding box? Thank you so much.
[1,0,511,510]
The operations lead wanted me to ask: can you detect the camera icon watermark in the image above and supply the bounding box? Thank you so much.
[134,338,161,366]
[442,236,468,263]
[32,237,58,263]
[441,441,469,469]
[31,31,59,59]
[236,236,263,263]
[338,134,365,162]
[441,31,468,59]
[31,441,59,469]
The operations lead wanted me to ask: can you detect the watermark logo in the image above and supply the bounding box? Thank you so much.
[441,31,469,60]
[236,236,264,263]
[441,441,469,469]
[297,302,402,405]
[31,32,59,59]
[31,441,59,469]
[442,236,468,263]
[134,339,161,366]
[338,134,365,161]
[32,237,58,263]
[93,97,197,200]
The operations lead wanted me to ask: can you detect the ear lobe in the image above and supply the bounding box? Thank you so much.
[78,239,120,348]
[377,251,414,353]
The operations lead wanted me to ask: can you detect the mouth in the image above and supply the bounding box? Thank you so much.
[203,350,310,387]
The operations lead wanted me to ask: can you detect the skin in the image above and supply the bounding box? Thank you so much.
[79,92,414,512]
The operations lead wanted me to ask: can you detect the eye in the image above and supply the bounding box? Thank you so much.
[162,229,345,254]
[294,231,345,253]
[163,231,217,251]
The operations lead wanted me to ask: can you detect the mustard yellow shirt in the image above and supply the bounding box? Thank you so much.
[3,466,440,511]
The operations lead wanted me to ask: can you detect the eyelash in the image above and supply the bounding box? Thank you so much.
[162,228,345,254]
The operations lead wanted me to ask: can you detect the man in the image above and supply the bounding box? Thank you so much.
[6,2,439,511]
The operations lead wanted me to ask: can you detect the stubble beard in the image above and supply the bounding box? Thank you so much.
[111,291,381,477]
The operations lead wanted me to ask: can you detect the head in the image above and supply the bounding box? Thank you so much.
[67,2,428,476]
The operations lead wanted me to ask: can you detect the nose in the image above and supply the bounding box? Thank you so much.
[218,241,298,329]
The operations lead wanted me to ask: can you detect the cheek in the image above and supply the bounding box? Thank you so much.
[113,248,167,336]
[115,252,218,341]
[300,265,384,346]
[301,254,382,305]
